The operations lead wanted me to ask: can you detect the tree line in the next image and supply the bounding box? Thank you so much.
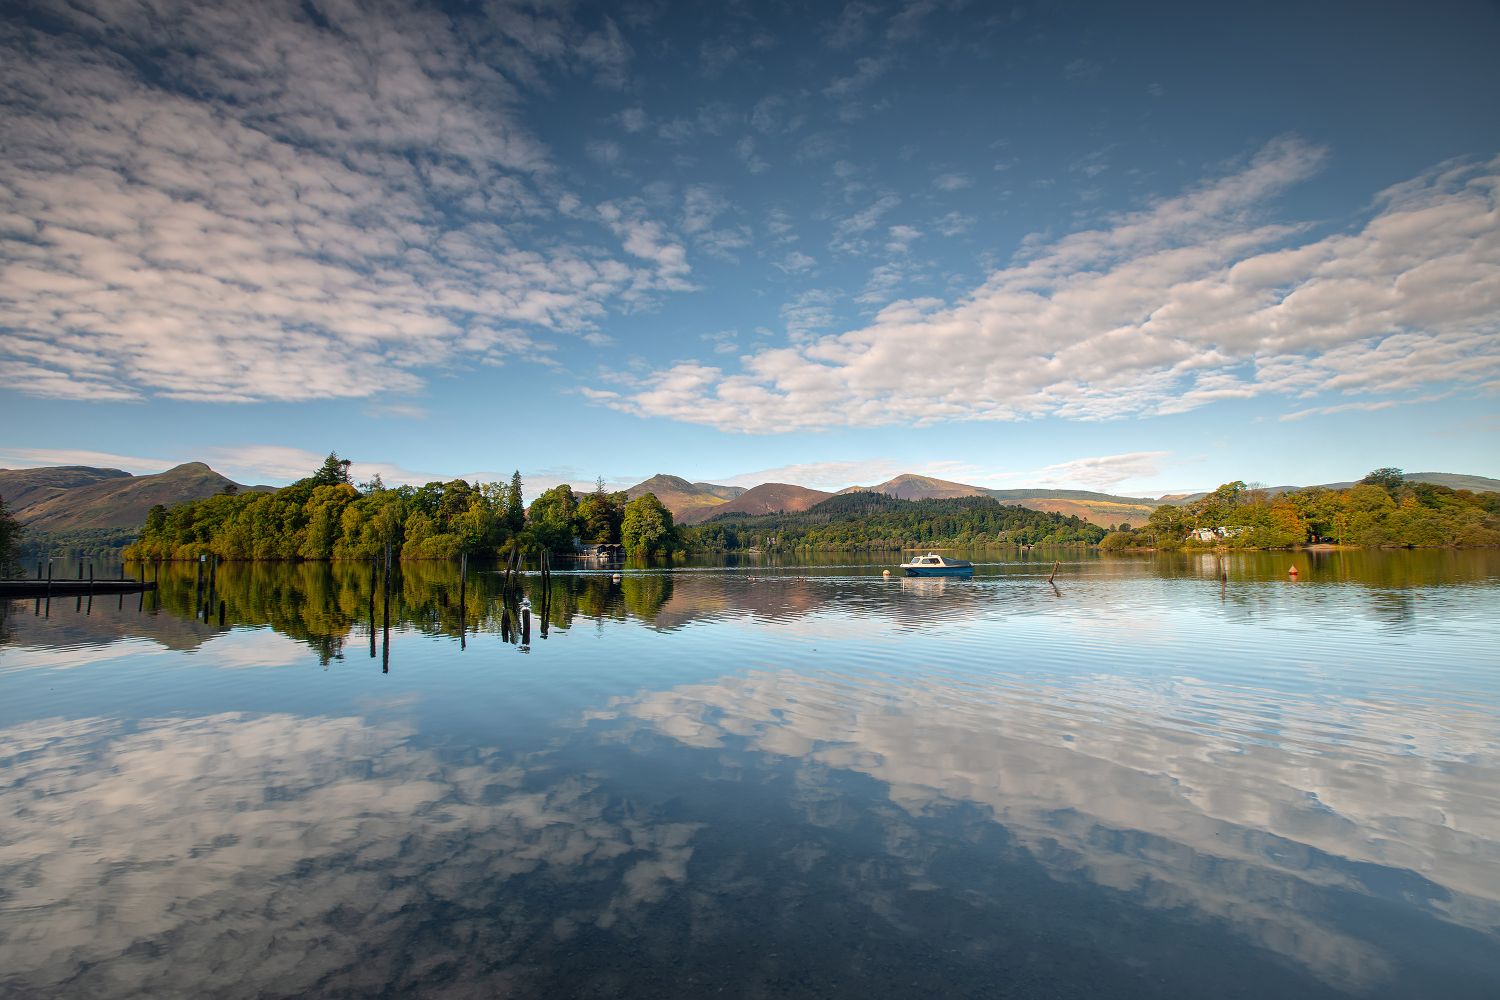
[123,452,684,562]
[681,492,1106,551]
[1101,468,1500,551]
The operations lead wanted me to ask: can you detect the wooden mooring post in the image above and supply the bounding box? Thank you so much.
[1047,560,1060,584]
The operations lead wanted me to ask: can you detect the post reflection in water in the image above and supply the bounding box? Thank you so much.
[0,550,1497,999]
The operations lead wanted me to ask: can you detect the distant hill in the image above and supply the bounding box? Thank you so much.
[626,474,746,522]
[1159,472,1500,505]
[1333,472,1500,493]
[687,482,833,523]
[4,462,263,533]
[0,465,132,512]
[837,473,987,500]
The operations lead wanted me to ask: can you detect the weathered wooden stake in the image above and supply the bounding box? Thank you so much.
[1047,560,1060,584]
[369,557,377,659]
[381,543,392,673]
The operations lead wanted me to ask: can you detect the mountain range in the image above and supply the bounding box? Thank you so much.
[641,472,1168,527]
[4,463,1497,541]
[0,463,264,534]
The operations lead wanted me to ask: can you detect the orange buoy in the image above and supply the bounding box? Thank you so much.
[1288,566,1299,577]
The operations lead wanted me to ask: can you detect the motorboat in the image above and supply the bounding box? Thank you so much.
[899,553,974,576]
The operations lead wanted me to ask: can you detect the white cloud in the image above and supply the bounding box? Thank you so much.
[831,193,902,254]
[885,225,922,254]
[594,141,1500,433]
[824,2,880,50]
[0,448,177,475]
[716,458,906,490]
[734,135,770,174]
[1030,451,1172,490]
[823,57,890,101]
[617,106,648,132]
[0,1,687,404]
[774,251,818,275]
[933,172,972,191]
[780,289,841,341]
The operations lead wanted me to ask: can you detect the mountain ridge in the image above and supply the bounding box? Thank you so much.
[1,462,266,534]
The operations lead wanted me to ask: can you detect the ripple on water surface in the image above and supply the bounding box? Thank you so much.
[0,551,1497,998]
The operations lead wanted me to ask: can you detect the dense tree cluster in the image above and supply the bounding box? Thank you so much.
[684,492,1105,551]
[124,454,635,562]
[0,494,22,578]
[1107,470,1500,550]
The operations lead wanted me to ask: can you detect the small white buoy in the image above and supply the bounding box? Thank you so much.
[882,569,891,576]
[612,573,622,582]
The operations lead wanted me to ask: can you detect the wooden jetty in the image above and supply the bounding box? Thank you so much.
[0,579,157,598]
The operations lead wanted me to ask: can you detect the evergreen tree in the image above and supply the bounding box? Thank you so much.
[310,452,353,486]
[506,471,525,533]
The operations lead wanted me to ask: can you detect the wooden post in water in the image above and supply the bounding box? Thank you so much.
[381,541,392,674]
[1047,560,1060,584]
[369,557,377,659]
[458,552,467,651]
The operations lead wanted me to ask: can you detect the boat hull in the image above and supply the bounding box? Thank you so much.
[902,566,973,577]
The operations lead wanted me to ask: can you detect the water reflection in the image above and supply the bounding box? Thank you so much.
[0,713,700,998]
[1,551,1498,997]
[587,667,1500,993]
[5,549,1496,666]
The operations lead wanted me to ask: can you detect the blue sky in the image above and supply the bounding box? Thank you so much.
[1,0,1497,498]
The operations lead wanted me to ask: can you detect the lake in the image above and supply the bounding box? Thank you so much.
[2,549,1498,998]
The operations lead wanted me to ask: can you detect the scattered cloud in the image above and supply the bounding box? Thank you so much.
[699,38,740,78]
[885,225,923,254]
[617,106,649,133]
[0,448,176,476]
[735,136,771,174]
[823,57,891,102]
[1030,451,1172,490]
[781,289,841,341]
[586,138,623,165]
[1064,57,1102,80]
[933,172,973,191]
[717,458,906,490]
[593,141,1500,432]
[935,211,975,236]
[831,193,902,254]
[774,251,818,275]
[0,0,690,404]
[825,2,881,50]
[887,0,944,41]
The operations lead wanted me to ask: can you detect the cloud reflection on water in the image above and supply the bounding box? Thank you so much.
[588,666,1500,991]
[0,713,699,998]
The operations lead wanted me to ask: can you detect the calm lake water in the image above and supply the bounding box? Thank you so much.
[2,549,1498,998]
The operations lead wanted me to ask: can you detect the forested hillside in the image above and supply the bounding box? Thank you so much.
[685,492,1105,551]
